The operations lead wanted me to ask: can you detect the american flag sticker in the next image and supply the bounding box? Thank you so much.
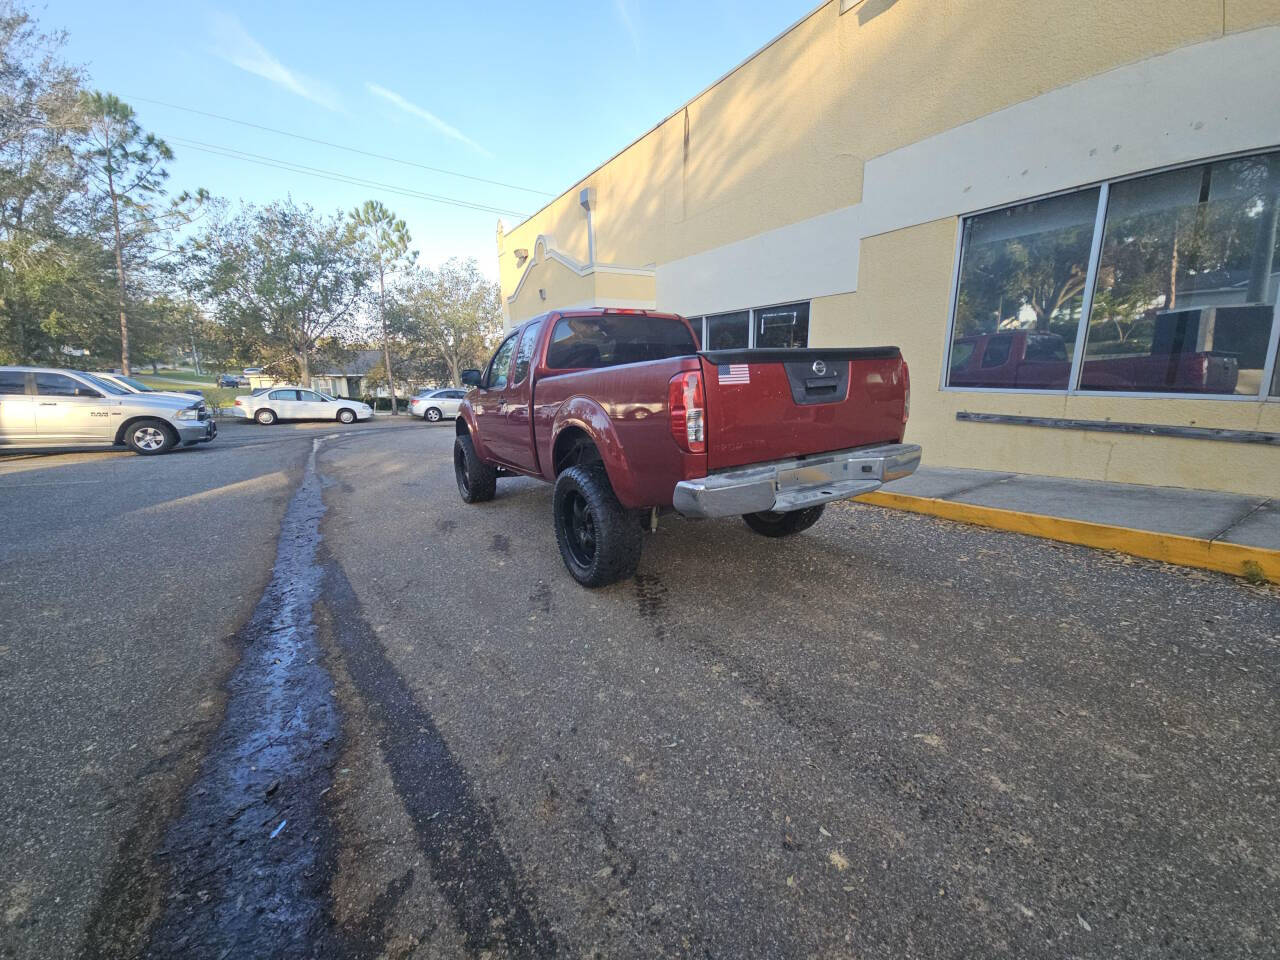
[717,363,750,385]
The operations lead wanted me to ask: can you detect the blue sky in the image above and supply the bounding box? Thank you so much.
[52,0,819,277]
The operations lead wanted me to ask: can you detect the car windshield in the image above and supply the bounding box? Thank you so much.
[78,371,129,395]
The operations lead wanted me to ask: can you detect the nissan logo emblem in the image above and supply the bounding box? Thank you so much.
[811,359,827,376]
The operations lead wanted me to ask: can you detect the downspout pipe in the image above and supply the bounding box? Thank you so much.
[579,187,597,268]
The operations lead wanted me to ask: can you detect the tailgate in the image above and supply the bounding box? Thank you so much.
[699,348,908,471]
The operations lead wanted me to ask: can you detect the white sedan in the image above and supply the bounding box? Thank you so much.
[409,388,467,422]
[233,386,372,425]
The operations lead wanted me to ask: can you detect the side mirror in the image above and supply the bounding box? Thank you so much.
[460,368,482,387]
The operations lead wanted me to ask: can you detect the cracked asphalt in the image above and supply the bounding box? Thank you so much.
[1,419,1277,959]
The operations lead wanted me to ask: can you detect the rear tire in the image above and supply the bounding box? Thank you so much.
[125,420,177,456]
[553,466,642,588]
[742,505,826,538]
[454,433,497,503]
[425,407,443,422]
[255,408,277,425]
[337,408,356,424]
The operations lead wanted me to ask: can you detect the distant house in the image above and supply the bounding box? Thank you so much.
[246,350,433,398]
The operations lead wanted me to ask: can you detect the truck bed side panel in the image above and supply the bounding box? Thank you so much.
[532,356,706,508]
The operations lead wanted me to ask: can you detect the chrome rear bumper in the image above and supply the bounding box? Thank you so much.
[672,443,921,519]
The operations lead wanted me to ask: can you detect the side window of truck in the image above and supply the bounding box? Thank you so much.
[512,321,543,385]
[485,333,519,390]
[981,335,1013,368]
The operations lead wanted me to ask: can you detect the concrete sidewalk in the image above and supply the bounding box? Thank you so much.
[858,466,1278,582]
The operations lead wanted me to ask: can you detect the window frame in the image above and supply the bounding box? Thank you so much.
[693,301,813,351]
[941,146,1280,402]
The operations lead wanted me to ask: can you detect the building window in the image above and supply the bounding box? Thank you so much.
[1083,153,1280,396]
[947,148,1280,398]
[949,189,1100,389]
[756,301,810,349]
[705,310,749,350]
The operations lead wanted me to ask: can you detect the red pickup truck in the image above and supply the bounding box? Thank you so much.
[454,309,920,586]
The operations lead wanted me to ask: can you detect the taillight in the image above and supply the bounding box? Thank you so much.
[668,370,705,454]
[234,398,243,406]
[902,361,911,424]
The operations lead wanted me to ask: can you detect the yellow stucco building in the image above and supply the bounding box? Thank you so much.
[497,0,1280,497]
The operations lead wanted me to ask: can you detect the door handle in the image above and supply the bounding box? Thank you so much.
[39,402,56,406]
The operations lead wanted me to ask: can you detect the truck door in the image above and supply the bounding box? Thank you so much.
[485,320,542,473]
[0,370,36,444]
[33,372,114,443]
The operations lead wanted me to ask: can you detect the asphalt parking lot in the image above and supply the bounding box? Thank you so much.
[2,419,1277,959]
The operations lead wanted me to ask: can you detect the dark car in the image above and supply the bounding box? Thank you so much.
[218,374,248,388]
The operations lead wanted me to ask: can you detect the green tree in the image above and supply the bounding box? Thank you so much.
[189,199,369,383]
[348,200,413,414]
[80,91,199,374]
[0,1,94,364]
[395,258,503,386]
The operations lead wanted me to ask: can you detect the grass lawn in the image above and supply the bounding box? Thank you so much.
[135,376,239,411]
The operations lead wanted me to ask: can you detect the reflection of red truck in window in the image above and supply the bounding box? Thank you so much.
[949,330,1239,393]
[452,308,920,587]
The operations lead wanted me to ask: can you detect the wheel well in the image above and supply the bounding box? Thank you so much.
[115,416,177,446]
[552,427,601,475]
[336,406,355,419]
[455,418,469,437]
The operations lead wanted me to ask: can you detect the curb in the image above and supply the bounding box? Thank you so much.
[853,490,1280,585]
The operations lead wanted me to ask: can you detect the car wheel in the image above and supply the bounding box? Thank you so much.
[255,408,277,425]
[337,408,356,424]
[553,465,642,588]
[426,407,443,422]
[125,420,177,456]
[742,505,826,538]
[453,433,497,503]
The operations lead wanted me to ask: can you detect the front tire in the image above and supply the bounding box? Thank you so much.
[125,420,177,456]
[742,505,826,538]
[255,408,277,425]
[425,407,443,422]
[454,433,497,503]
[553,466,642,588]
[337,408,356,424]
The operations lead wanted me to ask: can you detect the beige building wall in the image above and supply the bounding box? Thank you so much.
[498,0,1280,497]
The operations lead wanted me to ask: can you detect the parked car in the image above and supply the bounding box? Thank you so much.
[91,371,204,401]
[232,386,372,425]
[217,374,248,388]
[0,366,216,454]
[409,388,467,422]
[452,308,920,586]
[949,330,1239,393]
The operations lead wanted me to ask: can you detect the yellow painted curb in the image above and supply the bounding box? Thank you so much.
[853,490,1280,585]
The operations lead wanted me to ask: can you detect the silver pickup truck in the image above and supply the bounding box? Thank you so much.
[0,366,216,455]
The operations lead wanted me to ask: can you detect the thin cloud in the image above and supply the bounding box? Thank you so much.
[210,11,340,111]
[615,0,640,54]
[366,82,494,159]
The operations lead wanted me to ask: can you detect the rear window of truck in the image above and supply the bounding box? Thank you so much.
[545,315,696,370]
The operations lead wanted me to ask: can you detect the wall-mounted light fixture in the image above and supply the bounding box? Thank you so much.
[580,187,597,267]
[514,247,529,265]
[539,288,547,300]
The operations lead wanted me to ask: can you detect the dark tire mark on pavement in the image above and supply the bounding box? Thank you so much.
[317,552,560,958]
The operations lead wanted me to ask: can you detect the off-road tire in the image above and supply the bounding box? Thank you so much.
[425,407,443,422]
[255,408,277,425]
[742,505,826,538]
[454,433,497,503]
[553,465,642,588]
[337,408,356,424]
[125,419,177,456]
